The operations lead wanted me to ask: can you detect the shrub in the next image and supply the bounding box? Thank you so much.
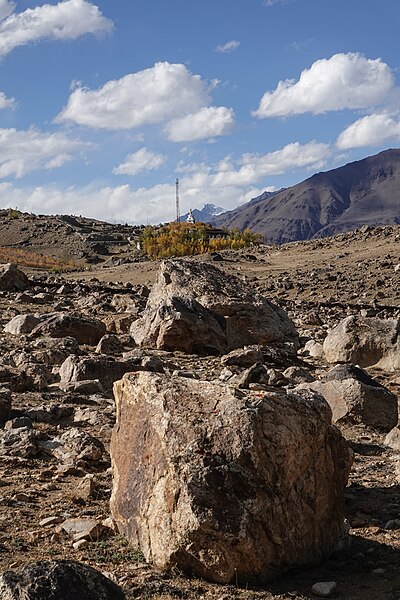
[140,222,262,259]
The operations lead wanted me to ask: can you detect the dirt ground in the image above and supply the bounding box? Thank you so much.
[1,223,400,599]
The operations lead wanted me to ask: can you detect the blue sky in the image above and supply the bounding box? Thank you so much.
[0,0,399,224]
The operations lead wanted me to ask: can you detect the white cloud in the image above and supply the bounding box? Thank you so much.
[113,148,166,176]
[0,91,14,109]
[263,0,292,6]
[0,127,89,178]
[0,141,332,224]
[0,1,15,21]
[337,113,400,149]
[254,53,394,118]
[57,62,212,130]
[210,141,331,186]
[165,106,235,142]
[0,0,113,58]
[215,40,240,54]
[0,181,179,224]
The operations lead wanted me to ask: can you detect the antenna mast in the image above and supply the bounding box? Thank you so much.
[175,178,180,223]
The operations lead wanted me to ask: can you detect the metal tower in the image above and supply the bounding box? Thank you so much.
[175,178,180,223]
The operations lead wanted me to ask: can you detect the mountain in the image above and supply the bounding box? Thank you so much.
[213,149,400,244]
[180,203,226,224]
[247,189,285,206]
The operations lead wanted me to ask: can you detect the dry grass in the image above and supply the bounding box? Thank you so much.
[0,247,76,270]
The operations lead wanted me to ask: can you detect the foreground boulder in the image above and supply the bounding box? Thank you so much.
[0,263,29,292]
[110,372,351,584]
[0,560,124,599]
[323,315,400,371]
[297,364,398,431]
[130,260,298,354]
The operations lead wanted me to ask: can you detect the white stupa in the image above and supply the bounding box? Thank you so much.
[186,208,195,224]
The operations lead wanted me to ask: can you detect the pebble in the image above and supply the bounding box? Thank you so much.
[39,516,64,527]
[311,581,337,598]
[72,538,89,550]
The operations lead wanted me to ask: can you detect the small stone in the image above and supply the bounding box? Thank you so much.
[39,516,64,527]
[311,581,337,597]
[384,519,400,530]
[372,568,385,575]
[12,493,31,502]
[73,538,89,550]
[61,517,105,542]
[71,476,97,500]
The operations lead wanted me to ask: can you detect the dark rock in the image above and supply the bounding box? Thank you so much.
[30,313,106,345]
[0,263,29,292]
[0,560,125,599]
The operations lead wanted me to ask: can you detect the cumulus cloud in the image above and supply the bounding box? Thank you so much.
[57,62,234,141]
[0,91,14,109]
[0,0,113,58]
[0,141,332,224]
[210,141,331,186]
[0,1,15,21]
[113,148,166,176]
[165,106,235,142]
[0,127,89,178]
[57,62,212,130]
[254,53,395,118]
[0,181,179,224]
[215,40,240,54]
[337,113,400,149]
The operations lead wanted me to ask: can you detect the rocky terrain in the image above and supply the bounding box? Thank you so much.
[0,224,399,598]
[213,148,400,244]
[0,209,143,266]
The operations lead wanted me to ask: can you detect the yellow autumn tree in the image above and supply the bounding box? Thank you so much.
[140,222,262,259]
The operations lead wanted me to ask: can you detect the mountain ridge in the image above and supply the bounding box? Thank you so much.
[212,148,400,244]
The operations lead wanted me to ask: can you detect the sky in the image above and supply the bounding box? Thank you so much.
[0,0,399,224]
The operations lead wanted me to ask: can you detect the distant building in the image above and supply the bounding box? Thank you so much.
[204,227,229,241]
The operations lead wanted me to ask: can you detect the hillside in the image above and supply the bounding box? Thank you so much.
[213,148,400,244]
[0,209,142,265]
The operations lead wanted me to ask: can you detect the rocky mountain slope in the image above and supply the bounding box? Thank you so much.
[213,148,400,244]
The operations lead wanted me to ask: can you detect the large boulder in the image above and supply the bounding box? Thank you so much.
[30,313,106,345]
[4,314,41,335]
[59,355,139,391]
[323,315,400,371]
[0,560,125,599]
[130,260,298,354]
[132,295,227,355]
[31,336,80,366]
[297,364,398,431]
[0,263,29,292]
[110,372,351,584]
